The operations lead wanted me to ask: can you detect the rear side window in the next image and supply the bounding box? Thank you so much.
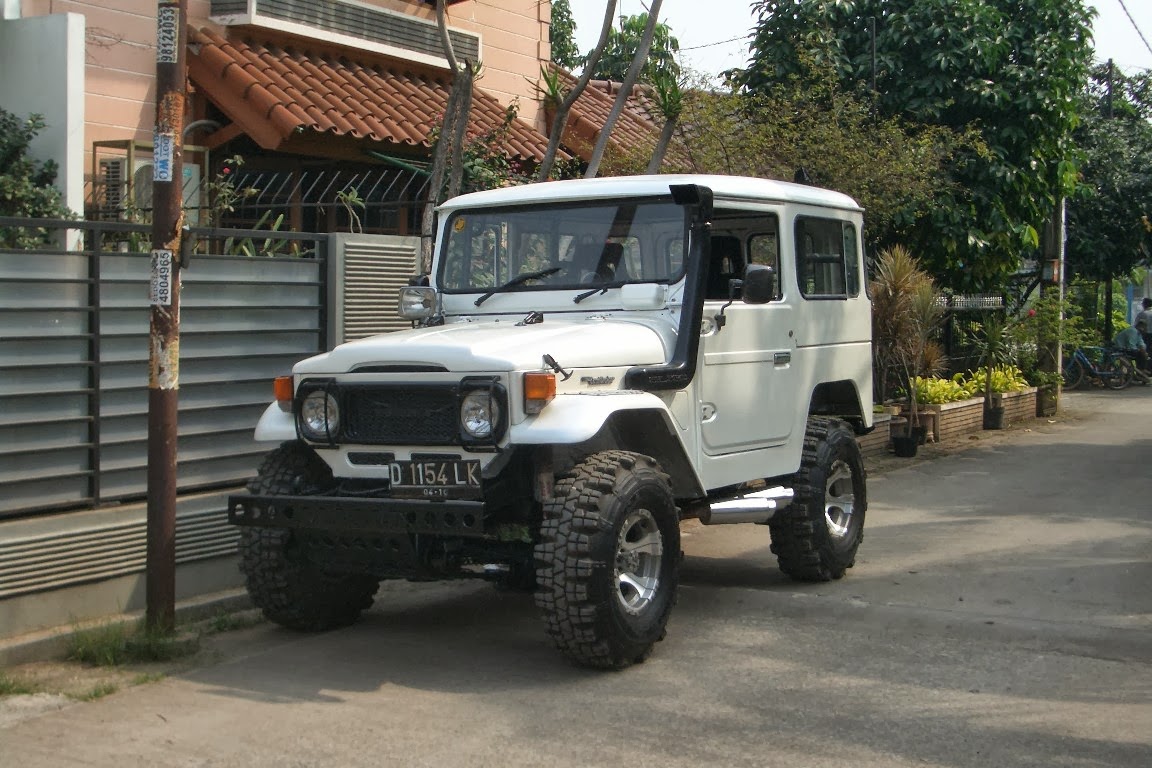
[795,217,860,298]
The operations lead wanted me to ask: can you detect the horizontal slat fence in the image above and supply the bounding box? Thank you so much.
[0,217,328,519]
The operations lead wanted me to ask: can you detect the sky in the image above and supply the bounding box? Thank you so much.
[570,0,1152,79]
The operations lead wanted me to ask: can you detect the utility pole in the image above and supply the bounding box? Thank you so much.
[146,0,187,632]
[1104,59,1115,345]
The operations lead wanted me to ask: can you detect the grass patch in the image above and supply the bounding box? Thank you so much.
[66,621,200,667]
[70,682,119,702]
[131,672,166,686]
[205,609,263,635]
[0,671,40,696]
[66,622,131,666]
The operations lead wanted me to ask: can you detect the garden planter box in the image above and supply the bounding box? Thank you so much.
[856,413,892,460]
[904,397,983,443]
[991,387,1037,426]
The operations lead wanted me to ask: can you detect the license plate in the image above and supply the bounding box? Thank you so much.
[389,459,481,493]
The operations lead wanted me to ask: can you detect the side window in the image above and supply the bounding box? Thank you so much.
[748,232,781,300]
[795,217,859,298]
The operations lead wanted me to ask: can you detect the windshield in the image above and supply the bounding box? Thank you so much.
[438,199,688,295]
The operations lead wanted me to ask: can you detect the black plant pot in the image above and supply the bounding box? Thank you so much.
[983,405,1005,430]
[892,435,919,457]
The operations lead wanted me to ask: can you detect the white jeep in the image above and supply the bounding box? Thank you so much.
[229,174,873,669]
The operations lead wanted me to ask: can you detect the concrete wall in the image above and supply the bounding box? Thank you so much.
[0,11,86,215]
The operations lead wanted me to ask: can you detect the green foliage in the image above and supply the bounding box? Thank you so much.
[965,365,1031,395]
[549,0,582,70]
[0,671,40,696]
[336,186,365,234]
[737,0,1095,291]
[67,621,131,666]
[645,71,968,251]
[204,155,258,227]
[870,244,944,407]
[909,375,978,404]
[66,621,199,667]
[0,108,75,247]
[588,12,680,84]
[1065,64,1152,283]
[71,682,119,702]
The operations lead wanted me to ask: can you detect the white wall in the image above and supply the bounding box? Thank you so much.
[0,12,85,215]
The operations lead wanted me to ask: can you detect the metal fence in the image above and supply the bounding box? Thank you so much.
[0,217,329,520]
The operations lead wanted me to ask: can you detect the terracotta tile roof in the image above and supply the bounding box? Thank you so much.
[553,67,662,165]
[188,27,553,161]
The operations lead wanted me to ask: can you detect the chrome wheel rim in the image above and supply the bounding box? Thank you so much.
[614,509,664,615]
[825,460,856,540]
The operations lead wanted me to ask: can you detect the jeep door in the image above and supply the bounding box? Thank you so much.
[698,225,797,455]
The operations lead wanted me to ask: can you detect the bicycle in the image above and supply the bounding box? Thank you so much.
[1062,346,1133,390]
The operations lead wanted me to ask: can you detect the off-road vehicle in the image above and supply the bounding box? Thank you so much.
[229,174,873,669]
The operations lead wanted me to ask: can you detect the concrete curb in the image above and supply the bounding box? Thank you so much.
[0,588,251,668]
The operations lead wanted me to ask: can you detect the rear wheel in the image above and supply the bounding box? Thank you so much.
[1105,356,1132,390]
[534,450,679,669]
[770,418,866,582]
[240,443,379,631]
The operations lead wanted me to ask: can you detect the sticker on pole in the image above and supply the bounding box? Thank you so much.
[156,6,179,64]
[151,250,174,306]
[153,133,174,182]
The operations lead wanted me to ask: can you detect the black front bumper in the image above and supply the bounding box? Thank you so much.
[228,493,488,537]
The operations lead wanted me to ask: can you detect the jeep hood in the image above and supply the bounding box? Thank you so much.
[294,317,673,373]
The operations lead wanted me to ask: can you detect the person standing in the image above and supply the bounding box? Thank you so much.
[1136,298,1152,363]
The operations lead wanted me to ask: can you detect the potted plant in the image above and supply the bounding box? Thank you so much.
[1031,370,1062,417]
[871,245,943,456]
[974,311,1012,429]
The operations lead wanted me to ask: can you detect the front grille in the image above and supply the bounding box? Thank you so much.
[342,385,459,445]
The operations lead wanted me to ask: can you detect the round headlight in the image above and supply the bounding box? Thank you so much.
[299,390,340,440]
[460,390,499,439]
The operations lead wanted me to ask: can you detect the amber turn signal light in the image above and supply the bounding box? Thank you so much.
[523,372,556,414]
[273,375,294,406]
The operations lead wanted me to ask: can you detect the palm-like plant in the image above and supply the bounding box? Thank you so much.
[870,245,943,436]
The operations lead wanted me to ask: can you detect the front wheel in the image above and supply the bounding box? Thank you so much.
[534,450,679,670]
[240,443,379,631]
[1063,358,1086,390]
[769,418,867,582]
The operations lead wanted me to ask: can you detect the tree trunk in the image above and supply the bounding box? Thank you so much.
[646,115,678,174]
[585,0,664,178]
[536,1,618,181]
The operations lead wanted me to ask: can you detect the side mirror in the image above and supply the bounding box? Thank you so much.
[742,264,776,305]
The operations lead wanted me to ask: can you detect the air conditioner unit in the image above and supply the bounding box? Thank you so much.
[97,157,202,225]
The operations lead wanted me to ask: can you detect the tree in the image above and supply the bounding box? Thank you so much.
[737,0,1095,292]
[588,12,680,84]
[0,108,74,247]
[1064,64,1152,342]
[627,70,966,251]
[549,0,582,70]
[1065,64,1152,284]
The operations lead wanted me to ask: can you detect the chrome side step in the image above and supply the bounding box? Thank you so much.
[699,486,794,525]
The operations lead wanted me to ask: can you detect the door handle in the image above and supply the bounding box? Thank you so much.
[773,352,791,365]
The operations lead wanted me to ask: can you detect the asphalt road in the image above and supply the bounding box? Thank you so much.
[2,389,1150,768]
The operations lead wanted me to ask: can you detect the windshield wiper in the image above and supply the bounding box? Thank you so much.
[574,279,628,304]
[474,267,562,306]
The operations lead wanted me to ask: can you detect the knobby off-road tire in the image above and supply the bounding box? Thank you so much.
[534,450,680,670]
[769,418,866,582]
[240,442,379,631]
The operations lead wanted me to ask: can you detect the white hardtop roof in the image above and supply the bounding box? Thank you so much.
[438,174,863,213]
